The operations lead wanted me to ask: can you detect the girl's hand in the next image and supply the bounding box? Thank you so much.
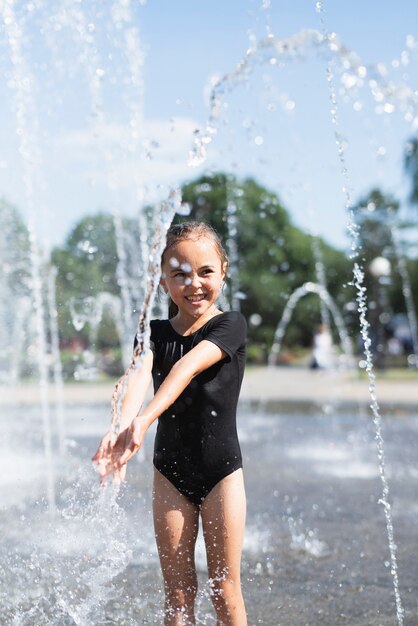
[92,430,118,483]
[112,416,147,470]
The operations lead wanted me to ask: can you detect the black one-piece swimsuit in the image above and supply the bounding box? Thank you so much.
[149,311,247,507]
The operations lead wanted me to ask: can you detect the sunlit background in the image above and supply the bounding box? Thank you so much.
[2,0,418,377]
[1,2,418,624]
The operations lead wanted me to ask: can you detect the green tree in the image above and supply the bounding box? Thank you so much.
[352,188,399,262]
[0,199,31,375]
[404,137,418,207]
[0,198,31,295]
[350,187,417,317]
[52,212,137,348]
[181,173,353,356]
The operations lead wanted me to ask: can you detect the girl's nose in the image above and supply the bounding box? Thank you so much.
[186,273,201,288]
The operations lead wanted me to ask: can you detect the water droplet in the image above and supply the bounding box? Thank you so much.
[407,354,417,366]
[77,240,98,254]
[401,51,409,66]
[341,73,358,90]
[176,202,191,217]
[249,313,262,327]
[406,34,416,49]
[254,135,264,146]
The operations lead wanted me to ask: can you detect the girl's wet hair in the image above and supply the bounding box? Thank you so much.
[161,221,228,318]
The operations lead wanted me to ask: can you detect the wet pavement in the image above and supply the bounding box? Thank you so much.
[1,393,418,625]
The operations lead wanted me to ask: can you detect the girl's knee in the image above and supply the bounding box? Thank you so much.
[165,582,198,610]
[208,575,242,613]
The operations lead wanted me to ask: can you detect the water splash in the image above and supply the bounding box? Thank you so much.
[188,28,418,168]
[2,0,55,511]
[69,296,100,333]
[288,516,329,558]
[226,179,242,311]
[6,478,132,626]
[53,0,149,371]
[110,188,182,435]
[316,2,404,622]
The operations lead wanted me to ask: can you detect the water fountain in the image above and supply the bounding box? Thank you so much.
[268,281,354,368]
[1,1,418,624]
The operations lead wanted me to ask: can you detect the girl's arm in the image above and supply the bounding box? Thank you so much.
[92,350,153,473]
[109,340,226,471]
[115,350,154,432]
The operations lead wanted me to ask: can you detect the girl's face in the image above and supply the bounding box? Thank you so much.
[161,237,226,319]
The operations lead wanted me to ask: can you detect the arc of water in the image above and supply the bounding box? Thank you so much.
[316,2,404,623]
[188,28,418,169]
[2,0,56,511]
[268,281,353,367]
[110,189,182,434]
[46,1,179,430]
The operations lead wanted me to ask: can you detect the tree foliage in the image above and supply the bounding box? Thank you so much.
[0,200,31,375]
[352,188,399,262]
[181,173,353,354]
[404,137,418,207]
[0,198,31,296]
[51,212,138,347]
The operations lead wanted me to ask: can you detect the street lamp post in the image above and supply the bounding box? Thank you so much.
[369,256,391,369]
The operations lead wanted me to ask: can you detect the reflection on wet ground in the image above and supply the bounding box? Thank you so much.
[1,398,417,625]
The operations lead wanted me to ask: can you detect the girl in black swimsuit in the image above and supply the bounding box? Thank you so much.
[93,222,247,626]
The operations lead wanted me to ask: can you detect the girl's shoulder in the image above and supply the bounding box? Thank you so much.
[149,312,247,339]
[150,318,170,334]
[150,318,169,326]
[204,311,247,341]
[210,310,247,328]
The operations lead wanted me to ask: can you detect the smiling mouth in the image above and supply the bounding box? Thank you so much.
[185,294,206,303]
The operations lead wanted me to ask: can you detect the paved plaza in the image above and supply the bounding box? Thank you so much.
[2,366,417,407]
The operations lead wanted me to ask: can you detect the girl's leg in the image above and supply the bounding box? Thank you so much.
[152,469,200,626]
[200,469,247,626]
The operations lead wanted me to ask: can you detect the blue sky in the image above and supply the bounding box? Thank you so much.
[1,0,418,251]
